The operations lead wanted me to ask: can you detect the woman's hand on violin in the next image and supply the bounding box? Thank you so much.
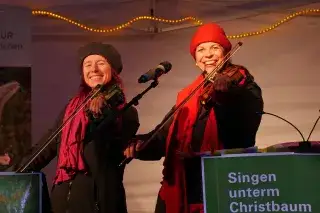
[213,73,232,92]
[0,153,11,165]
[123,139,143,158]
[89,94,106,115]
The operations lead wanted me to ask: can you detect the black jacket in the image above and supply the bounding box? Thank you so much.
[19,104,140,213]
[136,70,263,160]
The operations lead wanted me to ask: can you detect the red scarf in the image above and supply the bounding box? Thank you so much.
[54,92,89,185]
[159,74,223,213]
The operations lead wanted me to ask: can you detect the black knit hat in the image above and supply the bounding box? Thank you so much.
[78,42,123,74]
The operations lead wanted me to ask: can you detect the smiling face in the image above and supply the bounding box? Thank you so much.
[195,41,225,74]
[82,54,112,89]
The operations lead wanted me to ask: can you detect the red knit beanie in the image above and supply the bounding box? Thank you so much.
[190,23,232,59]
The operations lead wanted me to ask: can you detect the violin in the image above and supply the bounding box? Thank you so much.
[86,84,125,121]
[199,65,246,108]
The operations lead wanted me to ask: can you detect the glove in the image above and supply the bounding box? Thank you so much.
[213,73,232,92]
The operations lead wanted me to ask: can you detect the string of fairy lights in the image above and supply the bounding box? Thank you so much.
[31,8,319,38]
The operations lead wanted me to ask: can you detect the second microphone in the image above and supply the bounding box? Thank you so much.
[138,61,172,83]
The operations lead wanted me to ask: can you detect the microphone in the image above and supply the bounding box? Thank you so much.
[306,109,320,141]
[256,111,306,142]
[256,111,312,152]
[138,61,172,83]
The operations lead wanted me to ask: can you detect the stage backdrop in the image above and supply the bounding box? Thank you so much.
[0,5,32,169]
[0,4,33,212]
[30,2,320,213]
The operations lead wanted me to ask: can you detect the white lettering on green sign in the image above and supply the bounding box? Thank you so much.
[229,201,312,212]
[228,172,276,185]
[229,188,279,198]
[225,172,313,212]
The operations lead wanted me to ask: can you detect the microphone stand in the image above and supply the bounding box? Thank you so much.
[16,85,105,173]
[94,79,159,134]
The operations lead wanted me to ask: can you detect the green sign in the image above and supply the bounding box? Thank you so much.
[202,153,320,213]
[0,172,41,213]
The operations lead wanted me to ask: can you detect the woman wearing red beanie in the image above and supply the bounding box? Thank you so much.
[124,23,264,213]
[14,42,140,213]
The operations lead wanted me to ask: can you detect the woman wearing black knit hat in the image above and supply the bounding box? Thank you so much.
[15,42,140,213]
